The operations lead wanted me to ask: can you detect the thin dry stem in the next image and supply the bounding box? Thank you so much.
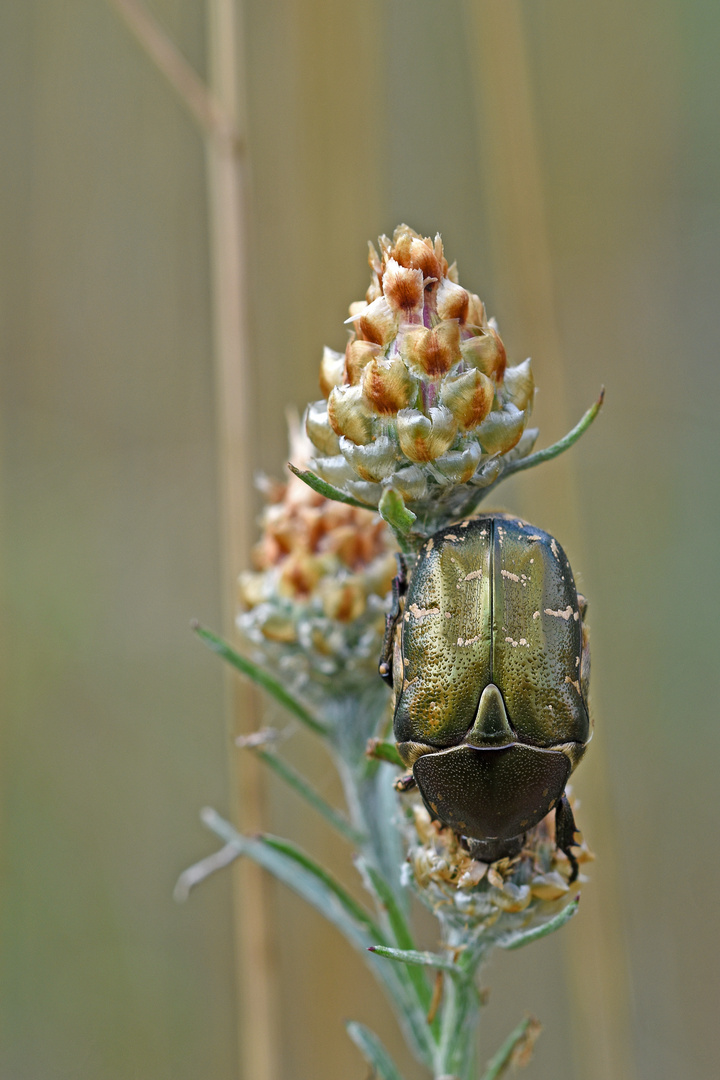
[107,0,242,147]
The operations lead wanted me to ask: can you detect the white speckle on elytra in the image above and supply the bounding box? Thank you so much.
[565,675,581,694]
[461,520,470,528]
[533,611,540,620]
[457,635,481,647]
[505,636,529,648]
[544,605,576,621]
[550,538,559,558]
[501,569,520,582]
[409,603,440,620]
[445,533,459,541]
[463,569,482,582]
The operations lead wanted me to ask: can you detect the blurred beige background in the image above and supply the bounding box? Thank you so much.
[2,1,719,1079]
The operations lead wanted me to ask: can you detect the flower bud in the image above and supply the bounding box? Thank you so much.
[466,292,487,328]
[389,226,444,280]
[432,441,483,484]
[339,434,398,482]
[305,401,341,456]
[327,384,375,444]
[400,321,461,378]
[461,328,506,381]
[346,295,398,346]
[345,340,381,385]
[397,405,457,462]
[389,465,428,501]
[382,257,424,318]
[436,277,470,323]
[259,615,298,643]
[362,356,417,414]
[319,346,345,398]
[476,404,526,455]
[311,453,360,487]
[502,358,534,411]
[238,570,266,610]
[530,872,570,902]
[320,579,366,622]
[278,552,323,598]
[439,368,494,430]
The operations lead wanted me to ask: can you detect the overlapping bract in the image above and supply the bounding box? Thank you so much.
[305,226,537,531]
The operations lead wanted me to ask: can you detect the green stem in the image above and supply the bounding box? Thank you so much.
[502,388,604,478]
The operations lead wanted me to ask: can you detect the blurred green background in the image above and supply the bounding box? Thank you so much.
[1,1,719,1079]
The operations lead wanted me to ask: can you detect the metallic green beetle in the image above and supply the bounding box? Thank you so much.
[379,513,591,880]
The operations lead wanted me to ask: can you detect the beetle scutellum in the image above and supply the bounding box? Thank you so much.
[379,513,591,881]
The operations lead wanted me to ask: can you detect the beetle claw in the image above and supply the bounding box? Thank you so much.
[555,793,580,883]
[394,772,416,792]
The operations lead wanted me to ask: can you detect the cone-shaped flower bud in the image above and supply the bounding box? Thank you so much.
[345,340,381,385]
[382,257,424,319]
[339,435,398,482]
[502,357,535,412]
[319,346,345,398]
[362,356,417,414]
[400,321,461,379]
[439,368,494,430]
[397,405,457,462]
[305,401,341,456]
[346,295,398,346]
[461,327,507,381]
[237,417,397,687]
[305,226,542,532]
[436,277,470,322]
[327,384,375,445]
[476,404,526,455]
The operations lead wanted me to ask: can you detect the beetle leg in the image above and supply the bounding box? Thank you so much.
[378,553,408,686]
[394,772,417,792]
[555,793,580,883]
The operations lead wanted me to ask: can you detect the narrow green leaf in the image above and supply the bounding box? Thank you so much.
[361,862,432,1015]
[366,738,405,768]
[346,1021,406,1080]
[192,623,327,735]
[480,1016,540,1080]
[260,833,383,937]
[368,944,462,976]
[498,897,579,950]
[202,809,436,1065]
[503,388,604,478]
[202,807,381,940]
[253,748,364,846]
[288,463,375,510]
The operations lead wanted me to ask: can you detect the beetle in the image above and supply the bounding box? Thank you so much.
[379,513,591,881]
